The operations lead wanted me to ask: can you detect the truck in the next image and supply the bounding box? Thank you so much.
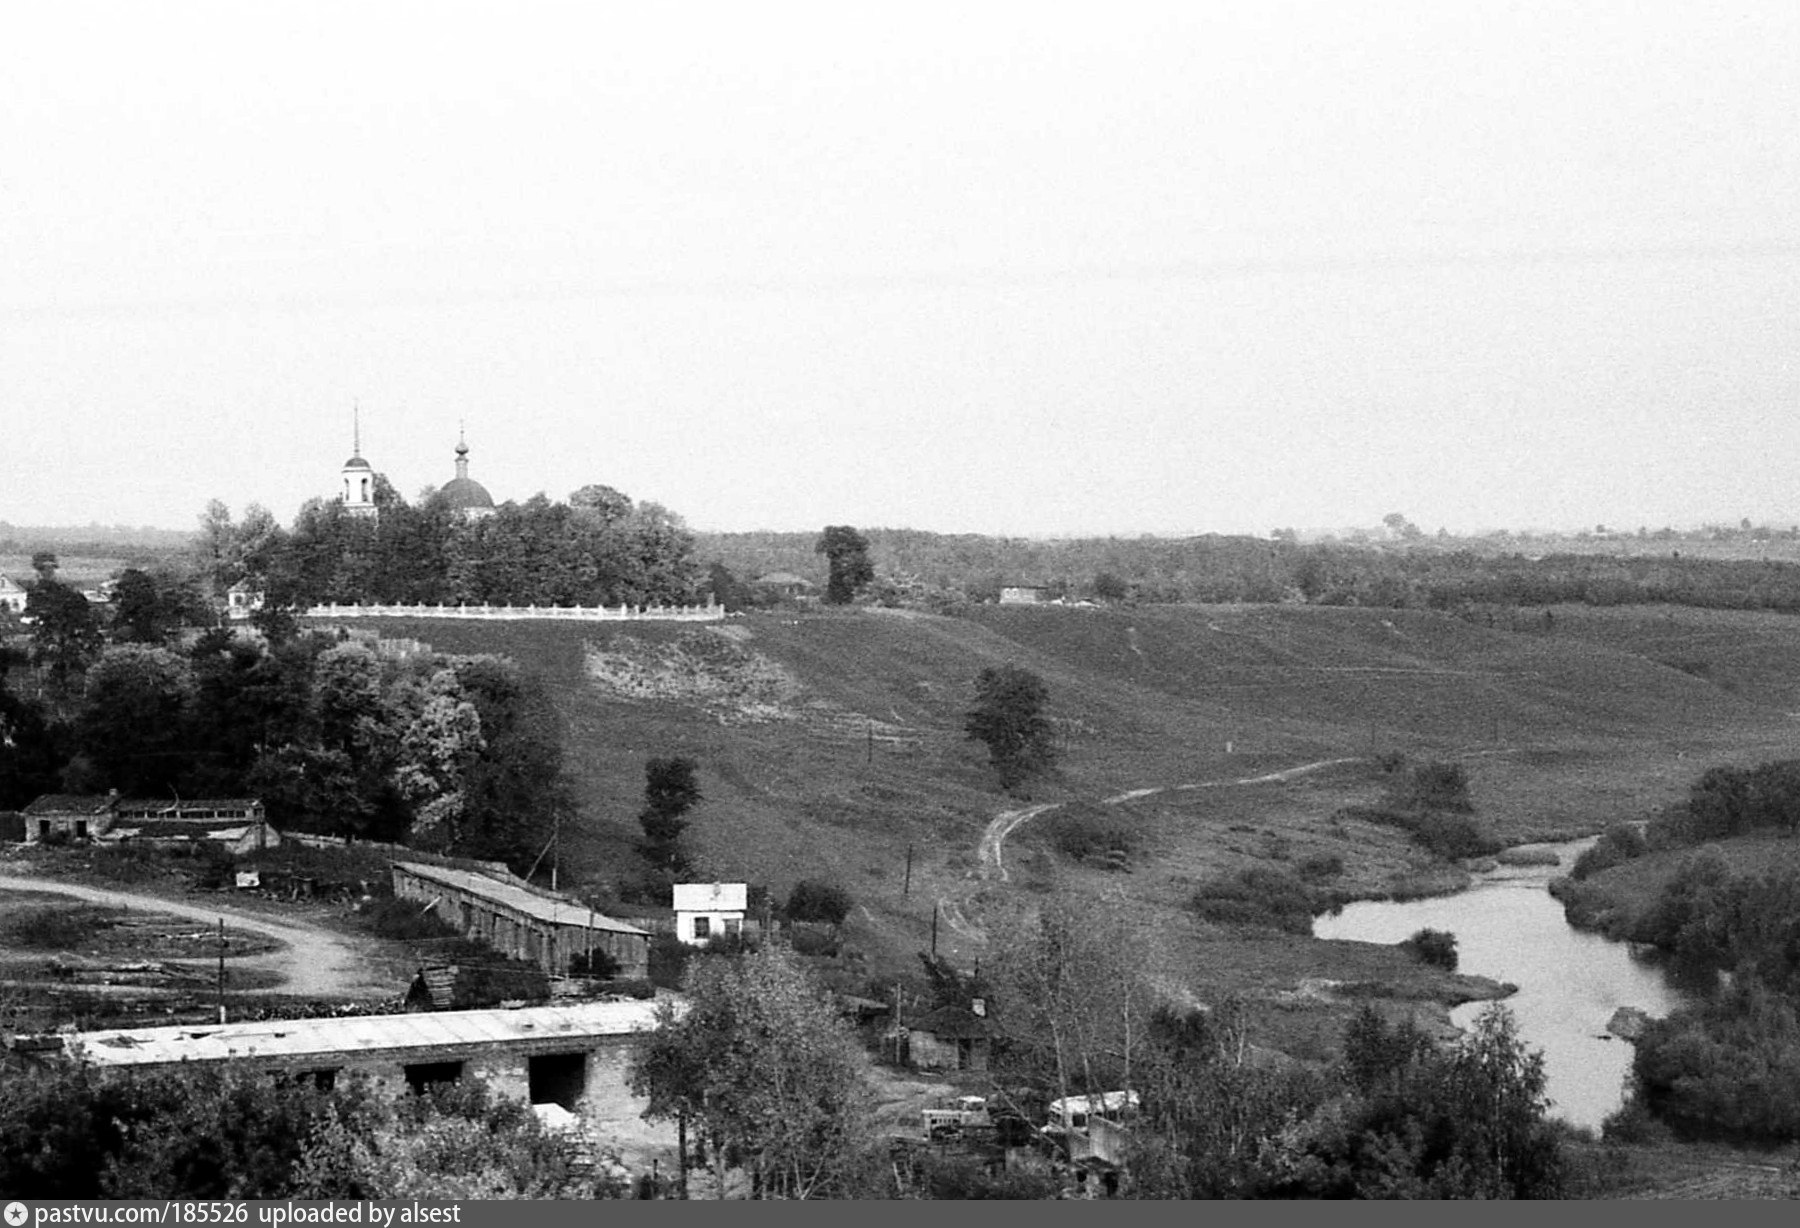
[921,1094,991,1140]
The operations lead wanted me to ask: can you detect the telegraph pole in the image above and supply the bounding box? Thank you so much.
[903,844,914,897]
[216,918,227,1023]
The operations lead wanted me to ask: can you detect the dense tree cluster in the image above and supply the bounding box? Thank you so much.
[0,630,565,870]
[198,485,701,614]
[0,1065,621,1199]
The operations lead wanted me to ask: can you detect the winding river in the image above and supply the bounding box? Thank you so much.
[1312,838,1687,1132]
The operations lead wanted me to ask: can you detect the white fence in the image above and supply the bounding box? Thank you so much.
[302,599,723,623]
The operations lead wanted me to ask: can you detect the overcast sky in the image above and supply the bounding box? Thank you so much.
[3,1,1796,538]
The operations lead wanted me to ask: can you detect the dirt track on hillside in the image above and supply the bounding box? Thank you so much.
[0,873,390,999]
[940,757,1366,943]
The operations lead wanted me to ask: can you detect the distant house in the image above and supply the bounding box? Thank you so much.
[393,861,650,980]
[225,580,265,620]
[751,572,815,601]
[671,882,748,946]
[21,794,122,843]
[998,586,1045,605]
[0,571,26,615]
[907,1001,995,1072]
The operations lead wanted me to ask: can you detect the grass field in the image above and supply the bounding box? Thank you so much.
[294,601,1800,1001]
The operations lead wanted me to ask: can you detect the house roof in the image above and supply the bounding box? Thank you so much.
[752,572,813,587]
[22,794,119,816]
[117,798,263,816]
[672,882,748,913]
[51,998,671,1069]
[394,862,649,937]
[911,1005,995,1039]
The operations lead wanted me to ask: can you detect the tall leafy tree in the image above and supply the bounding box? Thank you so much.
[964,664,1057,789]
[26,578,103,688]
[638,756,700,879]
[814,525,873,604]
[630,945,878,1198]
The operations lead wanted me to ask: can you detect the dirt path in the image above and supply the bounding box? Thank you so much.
[0,874,389,999]
[942,756,1367,942]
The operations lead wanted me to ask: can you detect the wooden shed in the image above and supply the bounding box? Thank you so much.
[392,861,650,980]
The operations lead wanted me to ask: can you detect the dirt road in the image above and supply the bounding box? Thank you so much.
[0,873,389,999]
[940,756,1368,943]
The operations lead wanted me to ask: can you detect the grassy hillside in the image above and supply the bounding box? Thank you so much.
[311,603,1795,962]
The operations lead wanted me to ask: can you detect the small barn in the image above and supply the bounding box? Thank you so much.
[907,1002,995,1072]
[393,862,650,980]
[21,794,121,842]
[107,798,278,854]
[671,882,748,946]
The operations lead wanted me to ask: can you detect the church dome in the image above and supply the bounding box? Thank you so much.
[342,455,373,471]
[442,435,495,513]
[442,476,495,511]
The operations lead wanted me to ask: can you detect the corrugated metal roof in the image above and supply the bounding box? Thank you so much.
[394,862,649,937]
[62,999,672,1069]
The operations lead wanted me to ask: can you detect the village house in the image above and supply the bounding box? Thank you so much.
[750,571,815,601]
[21,793,123,842]
[0,570,26,615]
[906,1000,996,1072]
[998,586,1046,605]
[671,882,748,946]
[392,861,650,980]
[225,580,264,620]
[11,999,677,1165]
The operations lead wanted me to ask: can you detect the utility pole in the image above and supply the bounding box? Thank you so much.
[931,902,939,958]
[903,844,914,897]
[216,918,227,1024]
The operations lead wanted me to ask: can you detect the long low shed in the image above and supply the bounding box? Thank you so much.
[32,999,677,1163]
[392,861,650,979]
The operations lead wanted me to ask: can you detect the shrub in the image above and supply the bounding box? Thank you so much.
[1571,823,1648,880]
[1402,928,1459,970]
[1296,852,1345,882]
[1190,866,1323,934]
[788,925,841,957]
[6,905,114,950]
[1385,760,1474,814]
[568,949,621,980]
[358,896,461,942]
[648,931,691,991]
[1045,806,1140,869]
[1340,805,1501,861]
[785,879,852,926]
[606,978,656,1000]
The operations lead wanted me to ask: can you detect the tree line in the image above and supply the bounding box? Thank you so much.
[697,527,1800,615]
[197,482,701,616]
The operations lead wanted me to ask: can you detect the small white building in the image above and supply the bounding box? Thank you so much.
[0,570,26,615]
[998,586,1045,605]
[671,882,748,946]
[226,580,265,620]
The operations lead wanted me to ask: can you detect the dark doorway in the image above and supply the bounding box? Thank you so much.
[404,1060,464,1094]
[529,1051,588,1110]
